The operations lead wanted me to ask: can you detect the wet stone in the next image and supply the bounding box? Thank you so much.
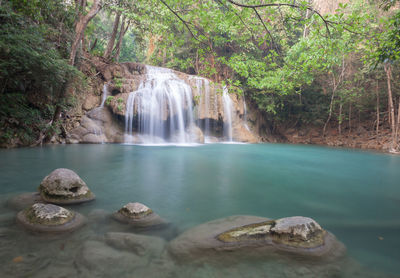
[28,203,73,225]
[169,215,345,261]
[16,203,85,233]
[39,168,95,204]
[119,202,153,219]
[271,216,323,241]
[112,202,166,228]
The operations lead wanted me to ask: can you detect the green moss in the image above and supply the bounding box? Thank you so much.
[217,221,275,243]
[113,77,124,89]
[105,96,114,105]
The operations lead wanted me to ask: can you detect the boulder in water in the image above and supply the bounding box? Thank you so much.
[168,215,345,261]
[16,203,85,233]
[112,202,166,228]
[38,168,95,204]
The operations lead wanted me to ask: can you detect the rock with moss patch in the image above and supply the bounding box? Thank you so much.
[39,168,95,204]
[270,216,323,243]
[169,215,345,261]
[16,203,85,233]
[112,202,166,228]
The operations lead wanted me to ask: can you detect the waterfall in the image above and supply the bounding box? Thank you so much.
[243,96,251,131]
[193,77,212,136]
[100,84,108,108]
[125,66,195,144]
[222,86,233,142]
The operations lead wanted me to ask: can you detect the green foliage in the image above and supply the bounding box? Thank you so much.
[113,77,124,89]
[105,96,114,105]
[0,0,78,146]
[0,93,53,146]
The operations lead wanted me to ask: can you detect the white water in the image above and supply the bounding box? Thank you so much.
[243,96,251,132]
[125,66,195,144]
[100,84,108,108]
[124,66,237,144]
[222,86,233,142]
[193,77,213,136]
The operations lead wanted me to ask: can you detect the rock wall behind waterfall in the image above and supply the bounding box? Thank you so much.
[67,60,259,144]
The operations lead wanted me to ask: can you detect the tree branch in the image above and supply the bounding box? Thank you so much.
[251,7,280,53]
[226,0,332,36]
[159,0,206,46]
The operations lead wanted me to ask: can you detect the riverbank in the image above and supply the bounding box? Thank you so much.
[281,126,397,154]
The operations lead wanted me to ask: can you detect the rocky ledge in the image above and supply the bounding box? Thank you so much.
[112,202,167,228]
[16,203,86,233]
[169,215,345,261]
[39,168,95,204]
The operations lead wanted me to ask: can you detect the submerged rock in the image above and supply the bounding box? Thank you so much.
[38,168,95,204]
[112,202,166,228]
[16,203,85,233]
[7,192,43,210]
[169,215,345,261]
[78,240,143,277]
[104,232,166,257]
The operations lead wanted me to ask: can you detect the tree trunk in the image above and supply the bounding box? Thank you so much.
[70,0,102,66]
[384,62,396,150]
[52,0,102,125]
[113,18,129,62]
[104,11,121,60]
[323,57,345,136]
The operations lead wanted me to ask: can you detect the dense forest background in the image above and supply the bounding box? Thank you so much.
[0,0,399,150]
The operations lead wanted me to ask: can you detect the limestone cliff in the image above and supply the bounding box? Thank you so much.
[66,58,259,144]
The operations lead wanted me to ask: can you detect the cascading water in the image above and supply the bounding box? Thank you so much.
[100,84,108,108]
[124,66,240,144]
[193,77,213,136]
[243,96,251,132]
[222,86,233,142]
[125,66,195,144]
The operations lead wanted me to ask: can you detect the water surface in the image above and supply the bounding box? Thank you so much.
[0,144,399,277]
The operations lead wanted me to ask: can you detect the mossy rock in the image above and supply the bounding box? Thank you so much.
[39,189,95,205]
[38,168,95,205]
[16,203,86,233]
[169,215,345,261]
[112,202,167,228]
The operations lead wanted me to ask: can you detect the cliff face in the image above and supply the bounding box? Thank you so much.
[66,59,259,144]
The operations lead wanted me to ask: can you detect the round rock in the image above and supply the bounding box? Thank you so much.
[169,215,345,261]
[270,216,322,241]
[39,168,95,204]
[112,202,166,228]
[16,203,86,233]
